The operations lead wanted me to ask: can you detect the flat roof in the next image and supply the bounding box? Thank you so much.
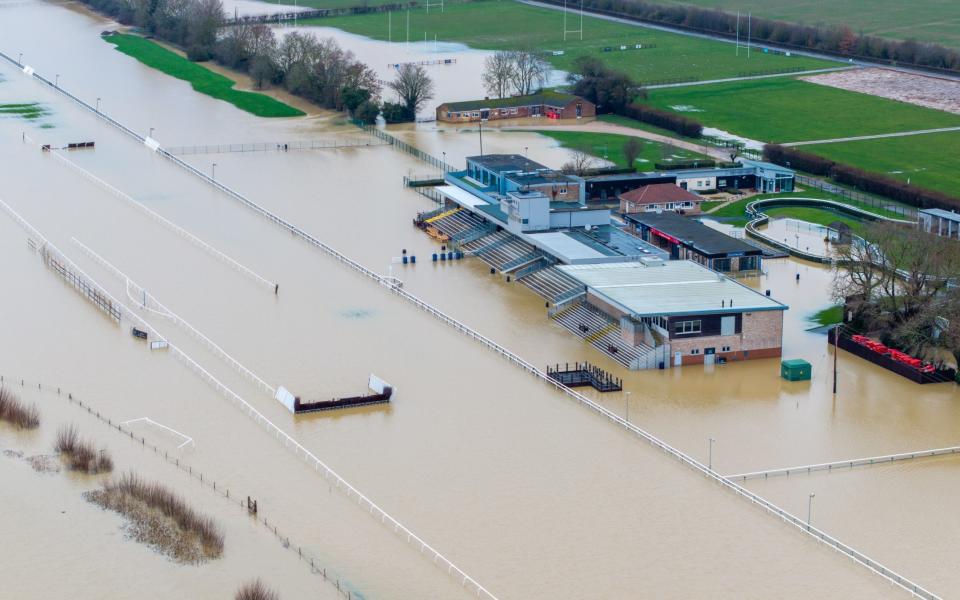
[921,208,960,222]
[558,261,786,317]
[443,91,582,112]
[625,211,761,257]
[527,231,609,262]
[436,184,492,209]
[467,154,549,174]
[508,171,577,186]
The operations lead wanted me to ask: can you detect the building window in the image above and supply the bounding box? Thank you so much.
[510,107,518,114]
[559,188,567,194]
[472,111,480,118]
[690,348,700,355]
[721,345,731,352]
[674,320,701,335]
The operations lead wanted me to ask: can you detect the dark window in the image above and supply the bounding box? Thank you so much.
[674,320,701,335]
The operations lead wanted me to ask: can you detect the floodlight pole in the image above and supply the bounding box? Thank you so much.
[735,11,740,56]
[747,12,752,58]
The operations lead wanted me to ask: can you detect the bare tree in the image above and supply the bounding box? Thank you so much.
[561,149,595,177]
[509,50,549,96]
[389,63,434,115]
[622,138,641,169]
[482,51,514,99]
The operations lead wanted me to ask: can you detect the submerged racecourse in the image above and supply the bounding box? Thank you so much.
[1,1,958,598]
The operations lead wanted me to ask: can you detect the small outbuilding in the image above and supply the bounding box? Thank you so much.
[780,359,812,381]
[619,183,703,214]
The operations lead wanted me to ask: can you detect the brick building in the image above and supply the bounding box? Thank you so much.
[618,183,703,214]
[436,91,595,123]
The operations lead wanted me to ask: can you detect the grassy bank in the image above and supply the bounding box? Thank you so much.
[705,190,903,227]
[309,0,830,83]
[528,129,711,170]
[104,34,304,118]
[645,78,960,144]
[802,131,960,197]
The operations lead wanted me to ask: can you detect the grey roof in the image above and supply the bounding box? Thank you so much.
[920,208,960,222]
[508,171,577,186]
[625,211,761,257]
[558,261,786,317]
[467,154,549,174]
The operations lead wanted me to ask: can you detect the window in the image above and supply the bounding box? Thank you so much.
[674,320,701,335]
[472,111,480,118]
[510,107,519,114]
[690,348,700,355]
[558,188,567,194]
[721,345,731,352]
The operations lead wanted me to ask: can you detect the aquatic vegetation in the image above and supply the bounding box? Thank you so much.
[54,424,113,473]
[0,102,49,120]
[86,471,224,563]
[235,579,280,600]
[0,387,40,429]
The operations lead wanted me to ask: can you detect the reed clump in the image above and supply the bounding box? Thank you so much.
[86,471,224,563]
[0,387,40,429]
[235,579,280,600]
[54,424,113,474]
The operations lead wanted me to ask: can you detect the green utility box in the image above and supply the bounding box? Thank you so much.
[781,359,812,381]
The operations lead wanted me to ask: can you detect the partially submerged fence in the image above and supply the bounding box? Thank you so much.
[727,445,960,481]
[5,50,941,600]
[361,124,454,172]
[165,136,386,156]
[796,175,918,220]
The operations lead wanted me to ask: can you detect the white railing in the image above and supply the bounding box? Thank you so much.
[5,50,940,600]
[120,417,195,449]
[71,238,276,397]
[36,142,277,292]
[727,445,960,481]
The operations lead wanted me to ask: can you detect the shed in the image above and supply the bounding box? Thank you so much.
[780,359,812,381]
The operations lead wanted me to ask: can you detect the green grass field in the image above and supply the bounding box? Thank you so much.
[309,0,831,83]
[803,132,960,196]
[705,190,905,226]
[527,129,711,170]
[649,0,960,50]
[645,78,960,144]
[104,34,304,118]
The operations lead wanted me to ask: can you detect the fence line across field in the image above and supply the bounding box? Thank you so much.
[1,49,942,600]
[727,445,960,481]
[165,136,387,156]
[1,376,363,600]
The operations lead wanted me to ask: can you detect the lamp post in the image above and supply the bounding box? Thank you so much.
[625,390,630,424]
[55,74,60,88]
[211,162,217,180]
[708,437,715,471]
[149,127,155,139]
[18,52,23,66]
[807,493,816,529]
[441,151,446,173]
[96,97,101,113]
[524,146,528,158]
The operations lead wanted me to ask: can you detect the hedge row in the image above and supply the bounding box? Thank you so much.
[616,103,704,138]
[763,144,960,211]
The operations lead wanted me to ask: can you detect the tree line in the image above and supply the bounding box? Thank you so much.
[835,221,960,372]
[554,0,960,73]
[764,144,960,212]
[81,0,435,123]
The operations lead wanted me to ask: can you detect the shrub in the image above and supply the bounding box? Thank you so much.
[763,144,834,176]
[54,424,113,474]
[353,99,381,125]
[381,101,414,124]
[0,387,40,429]
[235,579,280,600]
[616,103,703,138]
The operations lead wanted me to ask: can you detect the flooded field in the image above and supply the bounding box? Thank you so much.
[1,1,957,599]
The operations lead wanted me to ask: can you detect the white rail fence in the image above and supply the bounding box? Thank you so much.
[32,139,277,292]
[165,136,387,155]
[0,203,498,600]
[727,445,960,481]
[71,238,277,398]
[2,50,941,600]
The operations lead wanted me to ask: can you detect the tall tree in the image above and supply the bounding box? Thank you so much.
[389,63,434,116]
[622,138,641,169]
[482,51,514,99]
[508,50,549,96]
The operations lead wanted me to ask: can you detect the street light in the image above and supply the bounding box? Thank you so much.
[17,52,23,66]
[625,390,630,423]
[524,146,528,157]
[96,97,101,112]
[708,437,716,470]
[55,74,60,88]
[807,493,816,529]
[149,127,155,139]
[211,163,217,180]
[441,151,446,173]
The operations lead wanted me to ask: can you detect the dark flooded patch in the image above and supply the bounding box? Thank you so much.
[340,308,374,319]
[0,102,50,121]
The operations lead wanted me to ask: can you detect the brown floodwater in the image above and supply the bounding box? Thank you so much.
[1,2,957,599]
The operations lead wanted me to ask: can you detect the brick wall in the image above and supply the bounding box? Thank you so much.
[671,310,783,365]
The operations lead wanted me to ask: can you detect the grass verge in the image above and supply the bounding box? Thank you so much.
[526,129,711,170]
[104,34,304,118]
[0,387,39,429]
[86,471,224,563]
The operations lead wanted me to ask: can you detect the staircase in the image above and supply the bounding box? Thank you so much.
[519,266,582,304]
[552,301,654,369]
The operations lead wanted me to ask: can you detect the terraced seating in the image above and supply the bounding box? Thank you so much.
[429,209,486,239]
[552,301,653,369]
[519,266,582,303]
[477,237,537,271]
[462,230,511,254]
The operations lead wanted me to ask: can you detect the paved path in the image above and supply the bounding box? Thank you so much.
[647,66,856,89]
[784,126,960,147]
[496,121,732,161]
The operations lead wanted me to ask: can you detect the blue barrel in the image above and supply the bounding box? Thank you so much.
[432,253,438,262]
[440,252,446,261]
[402,256,408,264]
[455,251,463,260]
[447,251,453,260]
[410,255,416,264]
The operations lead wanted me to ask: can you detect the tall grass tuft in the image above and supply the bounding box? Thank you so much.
[235,579,280,600]
[106,472,224,558]
[54,424,113,473]
[0,387,40,429]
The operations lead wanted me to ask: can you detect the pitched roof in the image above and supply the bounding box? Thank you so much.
[441,91,585,112]
[619,183,701,205]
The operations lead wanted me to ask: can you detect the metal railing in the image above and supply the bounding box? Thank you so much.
[165,137,386,156]
[796,175,919,220]
[727,445,960,481]
[8,50,940,599]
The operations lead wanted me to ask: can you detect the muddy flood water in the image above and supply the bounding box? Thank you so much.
[1,2,958,599]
